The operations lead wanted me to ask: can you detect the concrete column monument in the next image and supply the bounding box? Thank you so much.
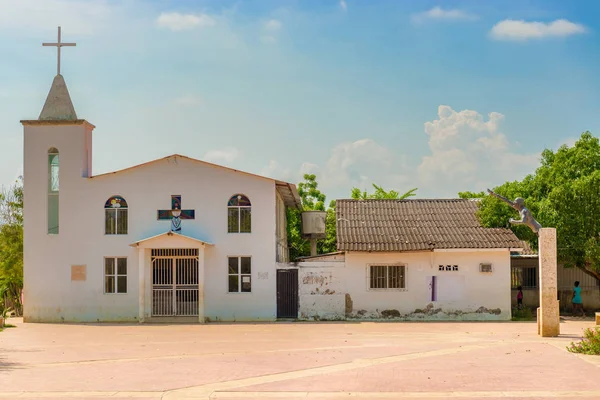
[537,228,560,337]
[487,189,560,337]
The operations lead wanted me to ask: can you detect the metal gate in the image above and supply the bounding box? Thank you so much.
[276,269,298,318]
[151,249,199,316]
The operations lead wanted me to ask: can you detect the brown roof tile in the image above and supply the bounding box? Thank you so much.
[336,199,522,252]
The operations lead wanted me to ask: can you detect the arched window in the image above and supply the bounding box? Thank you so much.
[227,194,251,233]
[48,147,59,234]
[105,196,128,235]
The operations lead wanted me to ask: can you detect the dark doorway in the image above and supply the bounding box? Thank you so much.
[276,269,298,319]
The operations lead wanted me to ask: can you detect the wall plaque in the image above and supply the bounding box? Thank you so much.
[71,265,86,281]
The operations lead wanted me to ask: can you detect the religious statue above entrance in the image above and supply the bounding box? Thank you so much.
[158,195,195,232]
[486,189,542,234]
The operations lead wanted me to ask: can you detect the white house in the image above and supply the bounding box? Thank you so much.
[22,73,301,323]
[295,199,524,321]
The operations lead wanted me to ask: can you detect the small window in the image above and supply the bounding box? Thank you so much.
[227,194,251,233]
[105,257,127,294]
[48,147,59,234]
[105,196,128,235]
[369,265,405,289]
[480,263,493,273]
[439,265,458,271]
[228,256,251,293]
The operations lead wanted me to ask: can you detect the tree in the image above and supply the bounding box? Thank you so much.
[351,184,417,200]
[458,191,485,199]
[475,132,600,280]
[287,174,337,260]
[0,177,23,315]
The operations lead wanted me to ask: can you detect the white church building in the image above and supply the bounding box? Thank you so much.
[22,30,302,323]
[22,28,523,324]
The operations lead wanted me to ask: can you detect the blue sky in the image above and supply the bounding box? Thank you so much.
[1,0,599,199]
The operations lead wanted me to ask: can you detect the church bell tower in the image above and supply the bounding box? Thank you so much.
[21,27,95,321]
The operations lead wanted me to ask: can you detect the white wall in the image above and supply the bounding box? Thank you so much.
[24,122,280,322]
[305,250,512,321]
[296,261,346,320]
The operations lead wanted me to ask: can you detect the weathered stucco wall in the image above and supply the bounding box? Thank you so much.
[24,122,281,322]
[297,261,346,320]
[342,250,512,321]
[295,250,512,321]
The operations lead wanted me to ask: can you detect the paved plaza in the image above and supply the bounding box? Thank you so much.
[1,318,599,399]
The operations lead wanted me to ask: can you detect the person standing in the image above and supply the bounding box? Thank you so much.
[572,281,585,317]
[517,286,524,309]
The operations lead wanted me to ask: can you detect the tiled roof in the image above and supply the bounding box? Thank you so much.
[336,199,523,252]
[511,240,538,257]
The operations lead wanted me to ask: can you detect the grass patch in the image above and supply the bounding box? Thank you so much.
[511,307,534,321]
[567,327,600,355]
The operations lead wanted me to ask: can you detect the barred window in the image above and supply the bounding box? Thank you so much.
[511,266,537,289]
[369,265,406,289]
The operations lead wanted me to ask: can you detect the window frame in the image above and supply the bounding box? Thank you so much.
[104,196,129,235]
[104,256,128,294]
[366,263,407,291]
[227,194,251,234]
[47,147,60,235]
[227,255,252,294]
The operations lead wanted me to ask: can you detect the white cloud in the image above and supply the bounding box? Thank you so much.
[157,12,216,31]
[261,160,292,181]
[264,19,282,31]
[412,7,477,24]
[306,139,410,197]
[490,19,586,41]
[203,147,239,164]
[340,0,347,12]
[417,105,539,197]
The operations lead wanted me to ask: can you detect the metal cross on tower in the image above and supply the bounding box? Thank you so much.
[42,26,76,75]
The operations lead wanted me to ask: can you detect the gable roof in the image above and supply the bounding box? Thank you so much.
[336,199,522,252]
[129,231,213,247]
[90,154,302,209]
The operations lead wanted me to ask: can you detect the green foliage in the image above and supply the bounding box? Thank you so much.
[511,307,534,321]
[458,191,485,199]
[297,174,326,211]
[287,175,337,260]
[0,177,23,316]
[475,132,600,278]
[351,184,417,200]
[567,327,600,355]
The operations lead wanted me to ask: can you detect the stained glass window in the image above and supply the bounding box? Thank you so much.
[227,194,251,233]
[47,148,59,234]
[105,196,128,235]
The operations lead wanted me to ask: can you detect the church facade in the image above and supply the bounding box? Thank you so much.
[22,73,301,323]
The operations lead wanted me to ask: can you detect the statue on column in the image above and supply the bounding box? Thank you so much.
[486,189,542,234]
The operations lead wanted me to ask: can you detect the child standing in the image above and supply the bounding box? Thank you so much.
[517,286,523,309]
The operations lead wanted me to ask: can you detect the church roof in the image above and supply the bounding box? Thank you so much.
[336,199,523,252]
[38,74,78,121]
[130,231,213,247]
[91,154,303,209]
